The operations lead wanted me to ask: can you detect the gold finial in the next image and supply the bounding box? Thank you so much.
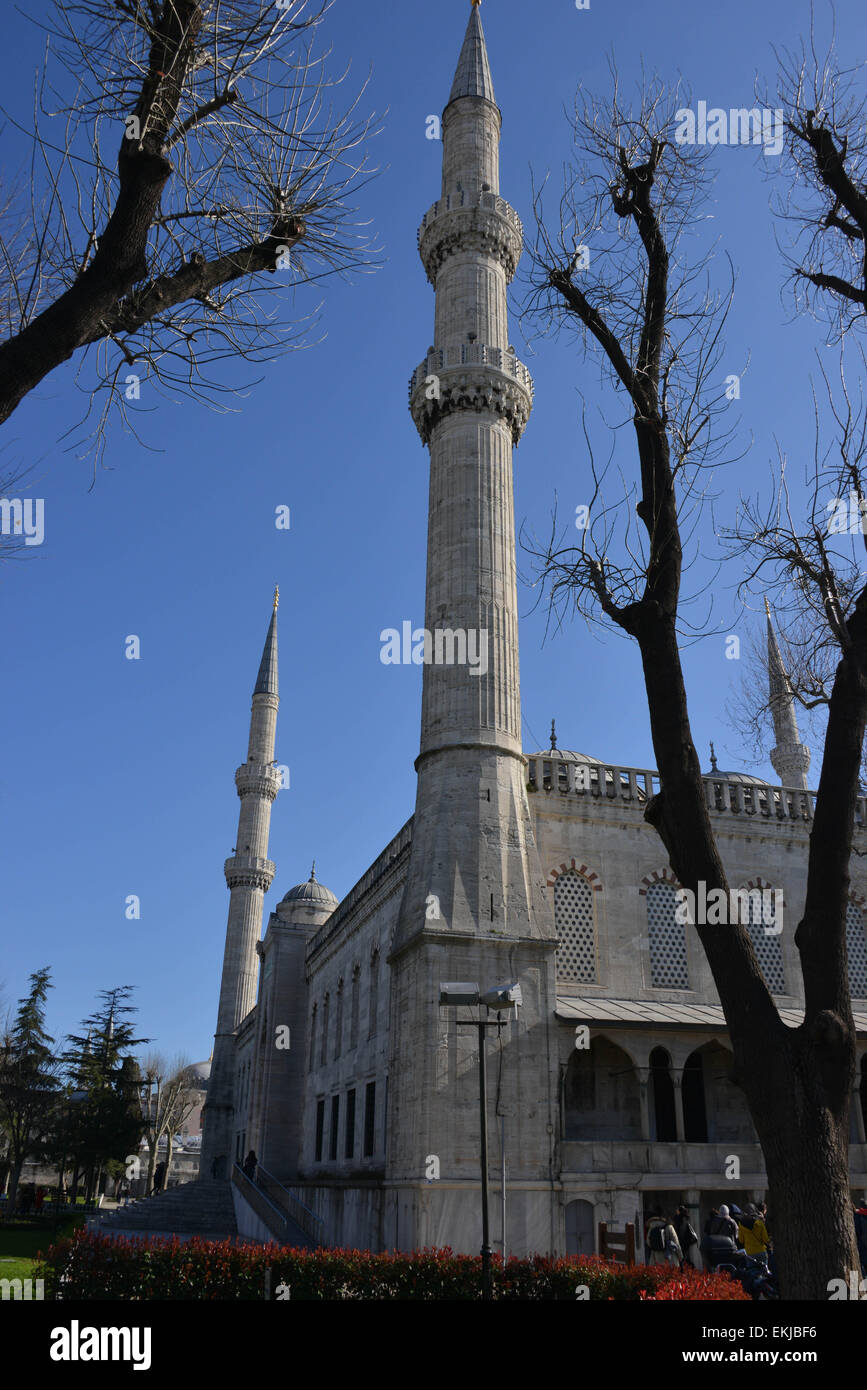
[273,584,279,612]
[471,0,481,7]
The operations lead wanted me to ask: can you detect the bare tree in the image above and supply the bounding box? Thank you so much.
[0,0,379,464]
[139,1053,198,1193]
[724,359,867,794]
[769,24,867,336]
[522,64,863,1297]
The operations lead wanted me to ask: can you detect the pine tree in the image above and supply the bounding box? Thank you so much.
[0,968,59,1208]
[61,986,149,1204]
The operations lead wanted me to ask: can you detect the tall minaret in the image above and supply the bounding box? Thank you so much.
[766,598,810,790]
[387,3,557,1252]
[201,591,282,1179]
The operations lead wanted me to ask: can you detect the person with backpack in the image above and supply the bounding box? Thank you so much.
[646,1210,682,1266]
[700,1204,741,1270]
[675,1205,703,1270]
[709,1204,739,1242]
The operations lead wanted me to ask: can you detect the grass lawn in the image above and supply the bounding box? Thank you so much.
[0,1219,84,1299]
[0,1221,75,1259]
[0,1256,39,1282]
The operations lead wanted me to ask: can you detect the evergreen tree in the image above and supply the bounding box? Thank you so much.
[0,968,59,1207]
[62,987,149,1203]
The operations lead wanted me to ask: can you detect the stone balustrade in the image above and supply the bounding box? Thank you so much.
[526,756,867,831]
[224,853,276,891]
[408,343,534,402]
[418,190,523,244]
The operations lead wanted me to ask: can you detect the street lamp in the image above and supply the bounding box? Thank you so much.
[438,981,522,1301]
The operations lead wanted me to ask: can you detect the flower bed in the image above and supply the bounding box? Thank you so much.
[36,1232,750,1300]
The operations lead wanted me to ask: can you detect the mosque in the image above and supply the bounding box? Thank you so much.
[199,2,867,1258]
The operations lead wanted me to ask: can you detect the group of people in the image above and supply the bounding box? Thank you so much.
[5,1183,49,1215]
[645,1201,772,1271]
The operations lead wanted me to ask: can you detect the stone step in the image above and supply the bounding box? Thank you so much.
[91,1181,236,1240]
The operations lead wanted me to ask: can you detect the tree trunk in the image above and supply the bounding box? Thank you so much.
[628,420,861,1298]
[7,1156,24,1210]
[751,1040,859,1298]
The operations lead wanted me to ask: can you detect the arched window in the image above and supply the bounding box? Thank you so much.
[334,979,344,1060]
[743,887,786,995]
[350,966,361,1049]
[554,870,598,983]
[321,994,329,1066]
[682,1050,708,1142]
[563,1038,641,1141]
[646,880,689,988]
[309,1004,317,1074]
[649,1046,677,1141]
[846,902,867,998]
[368,951,380,1039]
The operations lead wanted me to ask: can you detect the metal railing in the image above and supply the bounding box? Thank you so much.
[237,1162,326,1248]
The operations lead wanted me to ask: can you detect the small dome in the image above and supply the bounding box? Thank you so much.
[709,769,769,787]
[528,749,601,764]
[280,865,338,910]
[189,1059,211,1082]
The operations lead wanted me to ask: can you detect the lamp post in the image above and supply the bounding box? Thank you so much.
[438,982,522,1301]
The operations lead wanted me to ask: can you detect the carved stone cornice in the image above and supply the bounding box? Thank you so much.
[235,763,282,802]
[409,358,533,445]
[224,853,276,891]
[419,202,523,285]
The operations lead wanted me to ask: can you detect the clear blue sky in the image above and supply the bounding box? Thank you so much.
[2,0,861,1061]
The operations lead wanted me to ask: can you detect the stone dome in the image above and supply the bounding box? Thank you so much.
[707,767,769,786]
[528,748,601,763]
[280,867,338,910]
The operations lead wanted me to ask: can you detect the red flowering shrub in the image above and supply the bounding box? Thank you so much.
[35,1232,749,1300]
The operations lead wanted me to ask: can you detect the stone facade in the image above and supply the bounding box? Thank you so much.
[203,6,867,1259]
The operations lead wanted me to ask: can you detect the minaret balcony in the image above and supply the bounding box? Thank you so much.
[224,853,276,891]
[409,343,533,445]
[418,192,524,285]
[235,763,283,801]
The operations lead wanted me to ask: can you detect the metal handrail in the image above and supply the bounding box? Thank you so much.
[248,1163,325,1246]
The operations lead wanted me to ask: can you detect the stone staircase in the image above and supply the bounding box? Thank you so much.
[89,1180,237,1243]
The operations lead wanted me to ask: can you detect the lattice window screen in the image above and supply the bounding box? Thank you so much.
[554,871,597,983]
[746,892,786,995]
[846,903,867,998]
[646,881,689,988]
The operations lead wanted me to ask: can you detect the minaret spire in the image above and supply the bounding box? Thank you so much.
[765,600,810,791]
[201,596,282,1179]
[449,2,495,106]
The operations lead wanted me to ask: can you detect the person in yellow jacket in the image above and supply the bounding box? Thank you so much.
[735,1203,771,1260]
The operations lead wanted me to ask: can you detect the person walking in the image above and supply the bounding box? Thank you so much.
[645,1210,682,1267]
[242,1149,258,1182]
[674,1205,703,1270]
[708,1204,739,1243]
[854,1201,867,1276]
[736,1204,771,1264]
[151,1160,166,1195]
